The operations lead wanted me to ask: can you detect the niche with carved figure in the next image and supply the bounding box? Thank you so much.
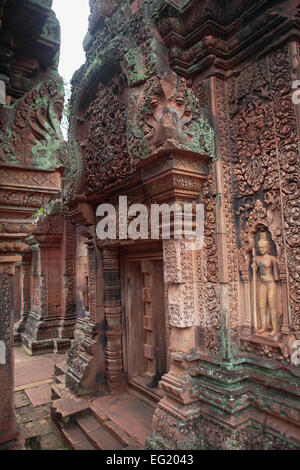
[251,230,283,342]
[239,217,289,349]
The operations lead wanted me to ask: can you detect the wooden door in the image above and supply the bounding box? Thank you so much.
[124,256,167,398]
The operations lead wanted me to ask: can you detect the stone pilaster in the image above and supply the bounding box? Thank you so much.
[147,240,201,449]
[0,256,21,448]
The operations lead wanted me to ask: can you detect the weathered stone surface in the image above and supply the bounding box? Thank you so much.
[0,0,299,451]
[59,0,299,451]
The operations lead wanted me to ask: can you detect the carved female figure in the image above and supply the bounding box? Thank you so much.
[253,233,281,341]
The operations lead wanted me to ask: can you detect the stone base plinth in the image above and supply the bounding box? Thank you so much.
[21,334,71,356]
[146,404,203,450]
[147,355,300,450]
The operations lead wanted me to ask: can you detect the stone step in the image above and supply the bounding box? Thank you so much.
[54,374,65,385]
[54,360,68,377]
[61,423,96,450]
[90,406,136,447]
[52,397,90,420]
[76,414,125,450]
[51,389,152,450]
[90,391,154,447]
[21,421,42,450]
[51,383,65,400]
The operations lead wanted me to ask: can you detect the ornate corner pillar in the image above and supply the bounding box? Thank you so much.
[21,215,66,355]
[0,255,22,449]
[103,247,125,393]
[64,202,107,396]
[66,238,106,396]
[141,153,211,449]
[147,239,202,450]
[13,262,23,326]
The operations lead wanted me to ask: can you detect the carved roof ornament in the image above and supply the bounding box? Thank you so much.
[0,77,65,170]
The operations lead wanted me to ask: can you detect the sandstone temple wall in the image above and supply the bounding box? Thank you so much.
[0,0,299,451]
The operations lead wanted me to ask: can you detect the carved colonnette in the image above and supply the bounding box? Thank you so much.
[59,218,77,342]
[14,252,32,344]
[102,247,125,393]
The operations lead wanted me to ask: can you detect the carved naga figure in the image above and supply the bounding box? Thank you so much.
[128,71,215,161]
[144,72,194,148]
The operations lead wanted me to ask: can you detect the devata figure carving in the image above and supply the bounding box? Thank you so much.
[253,233,281,341]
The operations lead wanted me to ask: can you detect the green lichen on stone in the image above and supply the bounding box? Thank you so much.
[0,127,18,165]
[83,1,159,86]
[178,112,215,157]
[177,87,215,157]
[0,75,65,170]
[40,10,61,45]
[125,47,148,85]
[28,0,52,10]
[27,78,65,170]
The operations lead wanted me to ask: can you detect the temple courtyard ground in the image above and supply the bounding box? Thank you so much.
[14,347,65,450]
[13,347,154,450]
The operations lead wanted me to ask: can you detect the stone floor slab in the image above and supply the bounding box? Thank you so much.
[15,361,55,388]
[25,383,52,407]
[14,346,65,450]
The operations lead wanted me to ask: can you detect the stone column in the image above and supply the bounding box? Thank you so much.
[14,252,32,344]
[58,218,77,347]
[103,247,125,393]
[13,262,22,325]
[0,255,21,449]
[22,240,57,354]
[240,268,252,338]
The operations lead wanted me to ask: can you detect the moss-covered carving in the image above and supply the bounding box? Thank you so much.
[0,75,65,170]
[127,71,215,159]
